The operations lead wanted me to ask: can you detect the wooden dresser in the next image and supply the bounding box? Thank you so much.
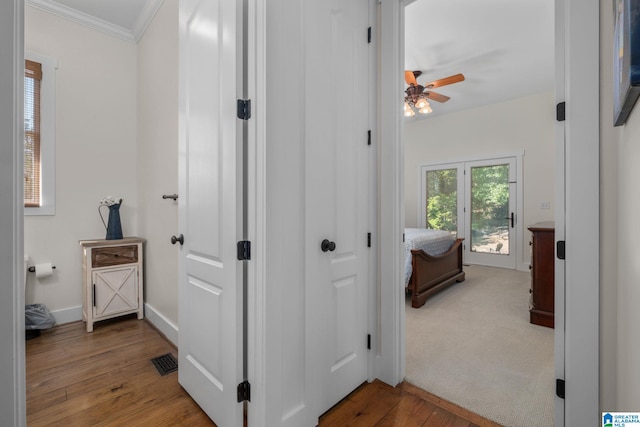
[528,222,554,328]
[80,237,145,332]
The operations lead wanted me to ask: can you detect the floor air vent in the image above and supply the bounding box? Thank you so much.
[151,353,178,376]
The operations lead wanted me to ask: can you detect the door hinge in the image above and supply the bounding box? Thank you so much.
[556,240,565,260]
[237,99,251,120]
[237,241,251,260]
[367,334,371,350]
[556,102,565,121]
[368,26,372,43]
[237,380,251,402]
[556,378,565,399]
[402,233,405,243]
[367,129,371,146]
[367,232,371,248]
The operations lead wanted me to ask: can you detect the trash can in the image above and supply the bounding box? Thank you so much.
[25,303,56,340]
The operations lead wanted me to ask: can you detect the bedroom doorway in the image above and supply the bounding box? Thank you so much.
[400,0,554,425]
[420,156,521,270]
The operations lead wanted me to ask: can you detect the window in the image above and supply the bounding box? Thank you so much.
[24,53,55,215]
[24,60,41,207]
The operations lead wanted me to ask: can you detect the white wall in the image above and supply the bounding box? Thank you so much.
[24,6,138,319]
[607,0,640,405]
[599,0,618,411]
[615,98,640,408]
[136,0,179,334]
[404,91,556,269]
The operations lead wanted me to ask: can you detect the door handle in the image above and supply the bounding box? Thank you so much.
[171,234,184,245]
[504,212,515,228]
[321,239,336,252]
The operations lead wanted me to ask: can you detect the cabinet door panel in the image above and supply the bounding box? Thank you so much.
[93,266,138,317]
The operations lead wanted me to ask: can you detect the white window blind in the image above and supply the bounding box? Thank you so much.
[24,59,42,207]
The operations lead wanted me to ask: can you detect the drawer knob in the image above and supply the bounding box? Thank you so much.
[171,234,184,246]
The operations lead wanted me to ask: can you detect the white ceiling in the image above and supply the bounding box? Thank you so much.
[27,0,554,118]
[405,0,555,119]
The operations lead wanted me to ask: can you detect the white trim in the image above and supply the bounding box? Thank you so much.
[26,0,134,43]
[247,0,267,425]
[562,0,599,423]
[367,0,379,383]
[144,303,178,346]
[50,305,82,325]
[1,0,26,424]
[553,0,566,423]
[24,51,56,216]
[376,0,409,386]
[131,0,166,43]
[25,0,165,44]
[46,303,179,347]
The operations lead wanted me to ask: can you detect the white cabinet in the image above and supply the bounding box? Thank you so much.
[80,237,145,332]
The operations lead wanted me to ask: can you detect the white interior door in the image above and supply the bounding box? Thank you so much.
[305,0,371,416]
[178,0,243,425]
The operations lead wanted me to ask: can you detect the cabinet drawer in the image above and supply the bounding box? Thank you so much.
[92,245,138,267]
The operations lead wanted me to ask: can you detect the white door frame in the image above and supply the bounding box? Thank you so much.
[377,1,599,426]
[246,0,267,424]
[2,1,26,426]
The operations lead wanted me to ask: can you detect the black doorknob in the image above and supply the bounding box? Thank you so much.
[171,234,184,245]
[321,239,336,252]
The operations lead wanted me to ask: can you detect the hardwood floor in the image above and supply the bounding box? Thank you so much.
[27,317,500,426]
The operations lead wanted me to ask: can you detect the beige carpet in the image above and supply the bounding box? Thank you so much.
[405,264,554,427]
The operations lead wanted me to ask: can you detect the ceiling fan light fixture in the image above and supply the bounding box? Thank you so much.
[404,107,415,117]
[415,97,428,109]
[419,104,432,114]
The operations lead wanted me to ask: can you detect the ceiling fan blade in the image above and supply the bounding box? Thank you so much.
[405,70,418,86]
[424,73,465,89]
[424,91,450,103]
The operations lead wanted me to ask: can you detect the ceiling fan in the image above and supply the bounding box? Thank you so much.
[404,71,465,116]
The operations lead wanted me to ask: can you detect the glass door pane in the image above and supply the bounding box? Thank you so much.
[464,158,516,269]
[470,164,510,254]
[425,168,458,235]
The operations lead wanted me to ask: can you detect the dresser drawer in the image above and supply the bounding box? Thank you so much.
[92,245,138,267]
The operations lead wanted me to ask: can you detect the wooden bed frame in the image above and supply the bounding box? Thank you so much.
[407,238,465,308]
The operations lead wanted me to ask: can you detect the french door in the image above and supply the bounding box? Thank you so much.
[421,156,518,269]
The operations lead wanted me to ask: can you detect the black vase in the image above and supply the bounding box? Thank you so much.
[99,200,124,240]
[105,203,123,240]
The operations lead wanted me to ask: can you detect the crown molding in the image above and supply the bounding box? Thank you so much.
[26,0,165,44]
[132,0,165,43]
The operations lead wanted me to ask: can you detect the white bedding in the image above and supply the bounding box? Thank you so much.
[404,228,456,285]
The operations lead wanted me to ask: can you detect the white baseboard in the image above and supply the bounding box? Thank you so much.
[144,303,178,346]
[47,303,179,345]
[50,305,83,325]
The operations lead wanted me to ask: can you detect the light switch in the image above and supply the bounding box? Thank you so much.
[540,201,550,209]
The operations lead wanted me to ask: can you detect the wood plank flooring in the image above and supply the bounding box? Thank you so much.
[26,316,501,426]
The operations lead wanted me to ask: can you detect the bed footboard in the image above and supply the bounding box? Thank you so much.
[408,238,465,308]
